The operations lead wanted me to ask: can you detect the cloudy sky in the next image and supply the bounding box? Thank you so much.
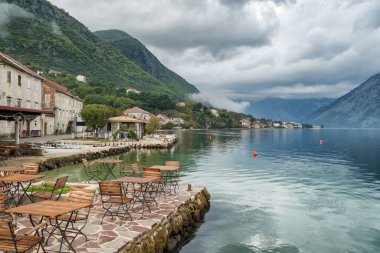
[49,0,380,112]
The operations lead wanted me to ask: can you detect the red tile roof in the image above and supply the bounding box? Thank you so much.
[125,107,151,114]
[0,53,43,80]
[44,79,71,95]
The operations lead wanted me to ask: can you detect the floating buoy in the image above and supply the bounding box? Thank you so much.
[208,135,213,141]
[320,139,323,145]
[253,151,258,157]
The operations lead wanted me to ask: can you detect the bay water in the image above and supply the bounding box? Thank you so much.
[44,129,380,253]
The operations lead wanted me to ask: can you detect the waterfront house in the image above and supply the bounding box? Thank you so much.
[0,53,50,142]
[156,114,169,125]
[107,116,146,139]
[42,79,84,135]
[240,118,252,128]
[124,107,154,122]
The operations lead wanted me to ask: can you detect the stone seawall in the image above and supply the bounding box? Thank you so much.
[120,188,211,253]
[39,137,178,172]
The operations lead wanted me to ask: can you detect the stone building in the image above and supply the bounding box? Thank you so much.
[124,107,154,122]
[43,79,84,134]
[0,53,49,141]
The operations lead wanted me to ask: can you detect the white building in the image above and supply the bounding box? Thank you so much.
[126,88,141,94]
[124,107,154,122]
[76,75,86,83]
[43,79,84,134]
[240,118,252,128]
[210,109,219,117]
[0,53,48,142]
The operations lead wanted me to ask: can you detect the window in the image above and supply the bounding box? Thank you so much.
[18,75,21,86]
[45,94,51,102]
[17,99,22,107]
[6,97,11,106]
[7,71,11,83]
[27,79,31,89]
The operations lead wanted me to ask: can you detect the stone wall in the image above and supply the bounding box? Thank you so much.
[121,188,211,253]
[39,137,178,172]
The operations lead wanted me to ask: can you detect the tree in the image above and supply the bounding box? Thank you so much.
[146,117,160,134]
[80,104,119,133]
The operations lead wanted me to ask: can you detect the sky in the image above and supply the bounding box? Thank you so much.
[48,0,380,112]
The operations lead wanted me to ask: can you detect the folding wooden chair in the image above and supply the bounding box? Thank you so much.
[45,187,96,245]
[0,219,46,253]
[22,163,39,175]
[98,181,133,225]
[82,158,102,183]
[31,176,68,202]
[120,163,142,177]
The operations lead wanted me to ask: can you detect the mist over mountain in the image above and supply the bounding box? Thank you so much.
[304,73,380,128]
[246,98,333,122]
[0,0,198,99]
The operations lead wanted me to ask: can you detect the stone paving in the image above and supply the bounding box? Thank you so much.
[13,184,204,253]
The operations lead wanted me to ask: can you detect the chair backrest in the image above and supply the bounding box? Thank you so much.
[52,176,68,191]
[0,219,15,243]
[68,187,96,204]
[131,163,141,173]
[22,163,39,175]
[143,168,161,179]
[98,181,123,197]
[165,161,181,169]
[0,191,6,213]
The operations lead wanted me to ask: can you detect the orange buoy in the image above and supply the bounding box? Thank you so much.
[320,139,323,145]
[253,151,258,157]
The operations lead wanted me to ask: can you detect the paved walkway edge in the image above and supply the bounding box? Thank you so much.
[120,188,211,253]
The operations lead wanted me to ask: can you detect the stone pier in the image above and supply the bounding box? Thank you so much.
[14,185,210,253]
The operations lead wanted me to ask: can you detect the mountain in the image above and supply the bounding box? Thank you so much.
[94,29,198,96]
[246,98,333,122]
[304,74,380,128]
[0,0,198,99]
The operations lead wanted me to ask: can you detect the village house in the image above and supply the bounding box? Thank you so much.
[42,79,84,135]
[240,118,252,128]
[126,88,141,94]
[156,114,169,125]
[0,53,49,142]
[176,102,186,107]
[170,117,185,125]
[210,109,219,117]
[124,107,154,122]
[75,75,86,83]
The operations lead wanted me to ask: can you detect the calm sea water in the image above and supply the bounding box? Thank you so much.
[44,129,380,253]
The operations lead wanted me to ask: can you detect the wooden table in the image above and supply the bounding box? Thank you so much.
[7,200,92,252]
[0,174,44,206]
[147,165,179,194]
[0,167,24,176]
[113,176,159,217]
[95,159,123,181]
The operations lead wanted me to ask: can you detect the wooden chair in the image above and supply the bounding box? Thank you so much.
[165,161,181,169]
[45,187,96,244]
[0,219,46,253]
[164,161,181,191]
[82,158,102,183]
[31,176,68,202]
[120,163,142,177]
[22,163,39,175]
[0,149,11,166]
[98,181,133,225]
[143,168,166,198]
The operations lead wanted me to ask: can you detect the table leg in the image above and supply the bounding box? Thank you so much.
[17,181,34,206]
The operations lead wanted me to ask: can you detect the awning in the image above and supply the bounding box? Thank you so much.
[0,106,53,120]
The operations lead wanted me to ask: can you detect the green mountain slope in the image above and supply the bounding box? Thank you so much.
[0,0,197,99]
[93,29,198,95]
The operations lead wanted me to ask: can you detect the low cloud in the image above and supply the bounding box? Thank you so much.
[190,92,250,113]
[0,3,33,38]
[45,0,380,100]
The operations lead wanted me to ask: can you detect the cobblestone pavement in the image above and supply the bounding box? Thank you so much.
[13,184,203,253]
